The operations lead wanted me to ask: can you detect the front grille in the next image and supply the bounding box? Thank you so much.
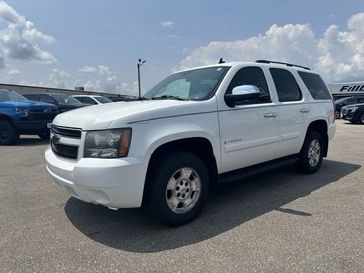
[51,125,81,159]
[28,112,57,121]
[52,125,82,139]
[51,142,78,159]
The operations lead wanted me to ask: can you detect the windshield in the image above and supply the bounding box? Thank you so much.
[51,94,82,105]
[144,66,230,101]
[335,97,352,104]
[0,89,29,102]
[94,96,112,103]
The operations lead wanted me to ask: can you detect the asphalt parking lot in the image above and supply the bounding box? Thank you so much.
[0,119,363,273]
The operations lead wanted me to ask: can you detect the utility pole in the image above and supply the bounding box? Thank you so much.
[137,58,146,98]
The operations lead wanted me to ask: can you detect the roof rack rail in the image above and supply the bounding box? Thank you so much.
[256,60,311,70]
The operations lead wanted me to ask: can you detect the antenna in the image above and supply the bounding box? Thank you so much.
[218,58,225,64]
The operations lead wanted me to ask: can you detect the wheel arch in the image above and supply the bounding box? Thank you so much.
[303,119,329,157]
[0,113,14,123]
[142,136,218,205]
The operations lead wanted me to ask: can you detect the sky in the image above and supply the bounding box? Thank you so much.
[0,0,364,95]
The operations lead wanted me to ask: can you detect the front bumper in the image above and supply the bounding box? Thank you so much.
[14,120,52,133]
[343,111,360,123]
[45,147,148,208]
[328,123,336,141]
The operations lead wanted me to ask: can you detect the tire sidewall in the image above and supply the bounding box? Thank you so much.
[299,131,324,174]
[359,113,364,124]
[148,152,210,226]
[0,120,18,145]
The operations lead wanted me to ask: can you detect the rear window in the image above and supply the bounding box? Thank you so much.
[298,72,331,100]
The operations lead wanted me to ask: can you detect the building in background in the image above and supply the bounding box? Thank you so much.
[0,83,136,101]
[328,81,364,99]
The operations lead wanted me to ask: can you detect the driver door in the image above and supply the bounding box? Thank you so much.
[218,67,281,173]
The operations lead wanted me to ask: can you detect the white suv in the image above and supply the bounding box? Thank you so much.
[45,60,336,225]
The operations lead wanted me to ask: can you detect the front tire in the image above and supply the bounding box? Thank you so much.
[297,131,324,174]
[335,110,340,119]
[359,113,364,124]
[0,120,19,145]
[147,152,210,226]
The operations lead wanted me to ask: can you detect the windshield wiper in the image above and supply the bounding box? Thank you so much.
[151,95,186,101]
[137,96,150,100]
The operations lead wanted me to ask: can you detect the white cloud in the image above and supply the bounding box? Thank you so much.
[0,53,5,69]
[49,69,69,88]
[8,68,20,75]
[79,65,113,76]
[0,1,56,64]
[179,12,364,82]
[161,20,175,29]
[77,64,137,94]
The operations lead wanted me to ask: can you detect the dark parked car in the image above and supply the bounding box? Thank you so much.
[341,103,364,124]
[0,89,58,144]
[24,93,90,113]
[335,96,364,118]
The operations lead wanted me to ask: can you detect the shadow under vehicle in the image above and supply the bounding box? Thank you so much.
[64,159,360,253]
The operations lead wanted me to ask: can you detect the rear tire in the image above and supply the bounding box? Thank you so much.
[147,152,210,226]
[297,131,324,174]
[0,120,19,145]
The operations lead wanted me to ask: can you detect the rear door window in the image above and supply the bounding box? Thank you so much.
[270,68,302,102]
[298,72,332,100]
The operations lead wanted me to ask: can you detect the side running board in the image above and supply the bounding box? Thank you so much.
[218,155,300,184]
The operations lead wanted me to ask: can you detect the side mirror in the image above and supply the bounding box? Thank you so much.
[224,85,260,107]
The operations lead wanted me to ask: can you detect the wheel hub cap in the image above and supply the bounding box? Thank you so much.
[165,167,201,214]
[308,139,321,167]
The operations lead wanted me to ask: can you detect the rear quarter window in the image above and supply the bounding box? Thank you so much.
[298,72,331,100]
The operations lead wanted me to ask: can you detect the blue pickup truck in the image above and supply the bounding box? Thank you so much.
[0,89,59,145]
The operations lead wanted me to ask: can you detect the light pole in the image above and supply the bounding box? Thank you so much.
[137,58,146,98]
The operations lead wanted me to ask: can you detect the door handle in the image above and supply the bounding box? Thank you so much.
[300,108,310,113]
[264,112,278,118]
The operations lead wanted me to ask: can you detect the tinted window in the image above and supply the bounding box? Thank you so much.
[40,94,56,104]
[0,89,28,102]
[270,68,302,102]
[50,94,81,105]
[226,67,271,103]
[357,97,364,103]
[94,96,112,103]
[298,72,331,100]
[76,97,96,104]
[343,98,356,105]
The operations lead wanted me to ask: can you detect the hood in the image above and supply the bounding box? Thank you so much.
[53,99,216,130]
[0,100,58,110]
[342,103,364,108]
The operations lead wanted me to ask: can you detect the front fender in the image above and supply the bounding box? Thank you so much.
[129,113,221,170]
[146,130,217,157]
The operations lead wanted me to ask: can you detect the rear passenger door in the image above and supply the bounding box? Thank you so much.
[269,68,307,156]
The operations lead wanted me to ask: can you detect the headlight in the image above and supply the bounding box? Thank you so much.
[14,107,29,117]
[350,106,358,112]
[84,128,132,158]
